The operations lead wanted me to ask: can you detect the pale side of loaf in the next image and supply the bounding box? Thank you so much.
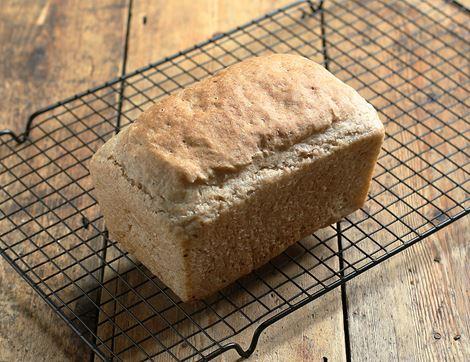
[89,54,385,301]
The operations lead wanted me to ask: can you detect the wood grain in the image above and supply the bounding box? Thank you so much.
[0,1,128,361]
[347,219,469,362]
[0,1,468,361]
[324,1,470,361]
[127,0,291,68]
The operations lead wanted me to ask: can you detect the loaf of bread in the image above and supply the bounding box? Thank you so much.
[89,54,384,301]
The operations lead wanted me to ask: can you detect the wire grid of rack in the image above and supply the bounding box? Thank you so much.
[0,0,468,360]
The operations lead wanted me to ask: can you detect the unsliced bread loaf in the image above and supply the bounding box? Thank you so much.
[89,54,385,302]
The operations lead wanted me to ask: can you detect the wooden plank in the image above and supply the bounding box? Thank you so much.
[346,221,469,361]
[93,1,346,361]
[0,1,128,361]
[126,0,293,68]
[324,0,470,360]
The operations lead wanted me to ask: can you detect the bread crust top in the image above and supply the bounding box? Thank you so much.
[91,54,383,206]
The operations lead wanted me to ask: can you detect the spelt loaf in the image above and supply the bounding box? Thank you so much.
[89,54,384,301]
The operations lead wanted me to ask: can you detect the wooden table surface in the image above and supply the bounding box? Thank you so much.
[0,1,468,361]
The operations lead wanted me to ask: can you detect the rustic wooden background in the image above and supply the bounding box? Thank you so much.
[0,0,468,361]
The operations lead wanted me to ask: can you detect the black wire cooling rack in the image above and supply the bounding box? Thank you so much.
[0,0,469,360]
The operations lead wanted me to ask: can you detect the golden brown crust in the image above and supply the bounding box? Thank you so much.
[89,54,385,301]
[113,54,376,187]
